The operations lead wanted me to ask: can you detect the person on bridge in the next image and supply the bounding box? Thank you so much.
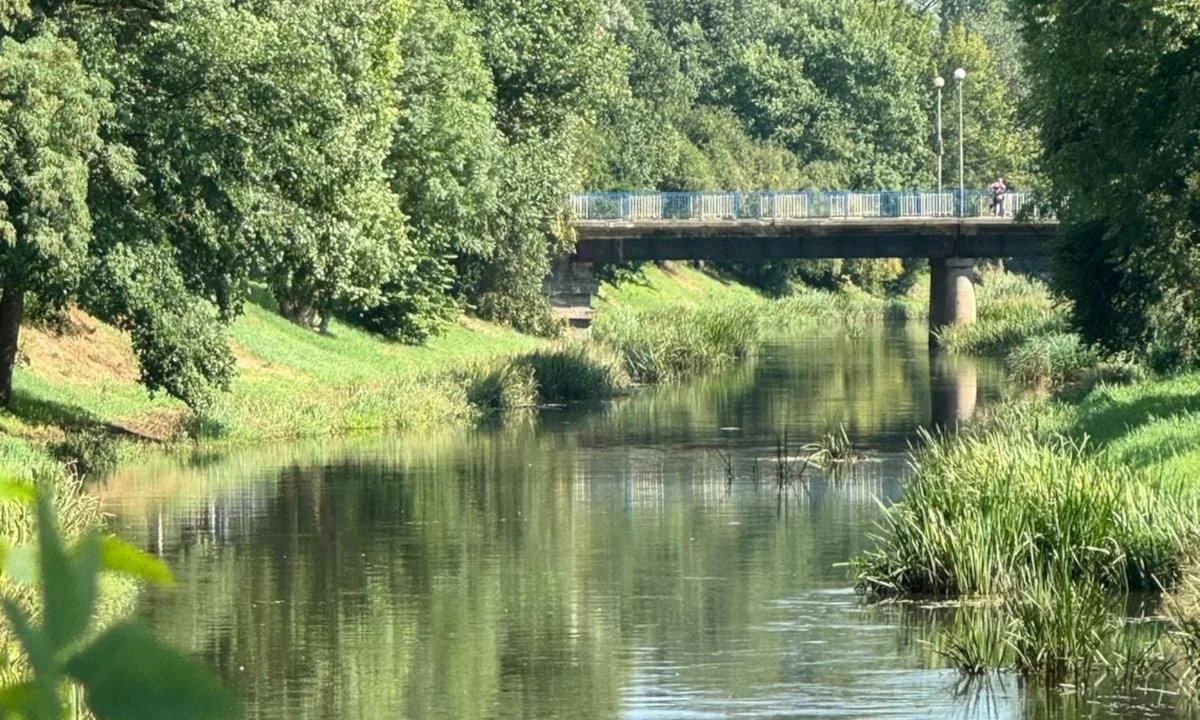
[989,177,1007,217]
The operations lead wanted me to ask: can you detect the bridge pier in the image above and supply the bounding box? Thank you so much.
[928,258,977,334]
[545,258,599,329]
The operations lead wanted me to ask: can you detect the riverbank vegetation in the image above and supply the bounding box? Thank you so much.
[857,372,1200,686]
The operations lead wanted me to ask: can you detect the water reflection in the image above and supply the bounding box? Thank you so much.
[98,326,1186,719]
[931,352,980,430]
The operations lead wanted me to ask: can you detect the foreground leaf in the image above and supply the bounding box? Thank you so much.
[2,600,61,718]
[67,622,240,720]
[101,536,174,588]
[38,491,100,653]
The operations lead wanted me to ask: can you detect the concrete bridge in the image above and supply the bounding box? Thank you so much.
[550,190,1056,330]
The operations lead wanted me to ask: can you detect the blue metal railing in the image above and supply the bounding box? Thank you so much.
[568,190,1038,222]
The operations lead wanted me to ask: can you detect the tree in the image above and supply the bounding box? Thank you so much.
[936,23,1036,189]
[246,0,409,330]
[0,32,106,407]
[460,0,621,333]
[355,0,503,343]
[80,0,409,337]
[1012,0,1200,365]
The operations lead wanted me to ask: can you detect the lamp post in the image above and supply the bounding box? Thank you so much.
[954,67,967,217]
[934,76,945,194]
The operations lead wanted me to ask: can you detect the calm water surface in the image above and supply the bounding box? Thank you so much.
[100,325,1186,719]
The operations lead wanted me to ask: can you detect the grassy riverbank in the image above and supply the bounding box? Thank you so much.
[855,372,1200,686]
[932,266,1136,390]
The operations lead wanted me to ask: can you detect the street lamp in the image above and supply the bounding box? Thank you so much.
[934,76,945,194]
[954,68,966,217]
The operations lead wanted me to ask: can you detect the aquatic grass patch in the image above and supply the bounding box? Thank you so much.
[1007,332,1100,388]
[855,426,1200,598]
[514,344,629,404]
[593,303,763,384]
[1003,564,1120,686]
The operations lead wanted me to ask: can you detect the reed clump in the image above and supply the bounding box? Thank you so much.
[770,287,927,330]
[1007,331,1100,388]
[514,344,629,404]
[856,425,1199,598]
[593,303,763,384]
[462,343,632,414]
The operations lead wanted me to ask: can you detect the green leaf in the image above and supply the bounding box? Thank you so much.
[2,600,62,719]
[3,543,37,585]
[100,536,174,588]
[67,622,241,720]
[36,491,100,654]
[0,478,35,504]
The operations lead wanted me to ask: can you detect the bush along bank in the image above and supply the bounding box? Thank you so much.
[853,378,1200,693]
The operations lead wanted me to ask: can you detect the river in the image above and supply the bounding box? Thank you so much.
[98,324,1185,719]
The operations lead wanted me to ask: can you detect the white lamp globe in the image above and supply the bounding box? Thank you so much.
[934,76,945,88]
[954,68,967,81]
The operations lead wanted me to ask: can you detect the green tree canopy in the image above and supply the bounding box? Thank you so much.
[0,32,104,407]
[1013,0,1200,365]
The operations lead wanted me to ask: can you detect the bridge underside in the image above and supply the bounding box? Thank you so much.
[554,219,1056,334]
[571,218,1053,263]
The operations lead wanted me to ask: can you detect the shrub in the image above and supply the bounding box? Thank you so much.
[51,429,120,479]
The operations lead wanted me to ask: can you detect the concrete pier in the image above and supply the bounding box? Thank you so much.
[928,258,977,332]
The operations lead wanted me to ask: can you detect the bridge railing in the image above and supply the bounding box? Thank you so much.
[569,191,1038,222]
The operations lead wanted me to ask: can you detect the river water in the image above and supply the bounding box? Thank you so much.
[98,324,1186,719]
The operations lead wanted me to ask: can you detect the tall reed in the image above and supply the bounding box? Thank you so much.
[593,303,763,384]
[855,424,1200,597]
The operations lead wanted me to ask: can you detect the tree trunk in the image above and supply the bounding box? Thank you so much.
[0,284,24,408]
[278,297,317,329]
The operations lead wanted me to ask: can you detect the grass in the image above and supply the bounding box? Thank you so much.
[855,370,1200,686]
[593,302,763,384]
[0,460,139,686]
[4,293,545,444]
[1007,331,1099,388]
[772,284,929,328]
[855,424,1197,598]
[461,343,629,413]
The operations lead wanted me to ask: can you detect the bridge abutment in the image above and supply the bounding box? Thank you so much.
[545,258,599,329]
[929,258,977,334]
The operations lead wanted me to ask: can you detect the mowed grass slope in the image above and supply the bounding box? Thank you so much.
[4,293,543,443]
[596,263,764,311]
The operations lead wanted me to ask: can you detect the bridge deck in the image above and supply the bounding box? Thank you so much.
[572,217,1055,262]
